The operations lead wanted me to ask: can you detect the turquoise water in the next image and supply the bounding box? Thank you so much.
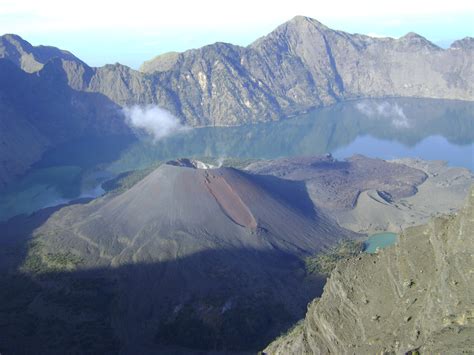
[364,232,398,253]
[0,166,112,222]
[108,98,474,172]
[1,98,472,222]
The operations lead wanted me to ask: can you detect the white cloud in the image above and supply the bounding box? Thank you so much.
[123,105,189,141]
[366,32,395,39]
[356,101,410,128]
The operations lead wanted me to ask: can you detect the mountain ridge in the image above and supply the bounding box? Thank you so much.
[1,15,473,127]
[0,57,131,188]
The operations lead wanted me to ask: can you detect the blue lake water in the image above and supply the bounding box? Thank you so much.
[333,135,474,170]
[0,97,472,222]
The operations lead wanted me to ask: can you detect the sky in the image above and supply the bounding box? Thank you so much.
[1,0,473,69]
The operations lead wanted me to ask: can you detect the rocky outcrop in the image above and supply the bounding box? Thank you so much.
[265,187,474,354]
[2,16,473,127]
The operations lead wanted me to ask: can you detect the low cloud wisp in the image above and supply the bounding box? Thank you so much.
[355,101,410,128]
[123,105,189,141]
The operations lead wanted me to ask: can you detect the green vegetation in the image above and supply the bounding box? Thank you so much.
[21,240,48,274]
[305,239,364,276]
[43,252,83,270]
[21,239,83,274]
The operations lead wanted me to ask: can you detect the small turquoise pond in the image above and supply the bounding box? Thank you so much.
[364,232,398,253]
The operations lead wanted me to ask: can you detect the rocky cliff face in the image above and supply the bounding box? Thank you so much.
[143,16,473,126]
[264,187,474,354]
[2,16,473,127]
[0,33,155,107]
[0,58,131,188]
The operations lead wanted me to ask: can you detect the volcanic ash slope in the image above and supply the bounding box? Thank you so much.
[36,163,351,266]
[31,162,357,350]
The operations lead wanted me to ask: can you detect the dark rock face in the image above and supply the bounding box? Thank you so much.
[2,16,473,127]
[265,188,474,354]
[0,34,83,73]
[0,58,131,187]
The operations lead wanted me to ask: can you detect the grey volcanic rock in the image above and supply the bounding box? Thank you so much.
[2,16,473,127]
[337,159,474,233]
[35,163,352,265]
[265,188,474,354]
[87,63,156,106]
[49,60,155,106]
[247,155,428,211]
[26,163,356,351]
[247,155,474,233]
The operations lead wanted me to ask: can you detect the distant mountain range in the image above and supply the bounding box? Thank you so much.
[0,16,473,187]
[1,16,473,128]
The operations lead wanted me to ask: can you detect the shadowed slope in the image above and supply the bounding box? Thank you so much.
[0,58,132,188]
[11,162,357,351]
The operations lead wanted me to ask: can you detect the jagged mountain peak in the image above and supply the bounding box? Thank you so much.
[450,36,474,50]
[1,17,472,141]
[397,31,440,49]
[1,33,27,43]
[251,15,332,47]
[0,33,83,73]
[286,15,329,29]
